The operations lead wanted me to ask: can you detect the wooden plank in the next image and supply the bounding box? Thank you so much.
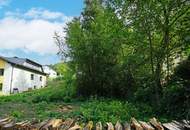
[106,122,114,130]
[181,120,190,129]
[123,122,131,130]
[0,118,10,123]
[41,119,55,130]
[60,118,75,130]
[163,123,182,130]
[115,121,123,130]
[30,119,49,130]
[84,121,93,130]
[139,121,154,130]
[131,118,143,130]
[1,121,15,130]
[0,119,12,129]
[172,121,185,129]
[68,123,82,130]
[41,119,63,130]
[149,118,164,130]
[96,122,102,130]
[51,119,63,129]
[15,120,31,130]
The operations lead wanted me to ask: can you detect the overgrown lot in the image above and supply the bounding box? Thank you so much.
[0,80,169,123]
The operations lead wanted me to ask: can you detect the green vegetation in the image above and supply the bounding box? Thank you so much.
[0,81,169,123]
[54,0,190,120]
[0,0,189,122]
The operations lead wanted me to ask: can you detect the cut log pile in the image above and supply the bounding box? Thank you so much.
[0,117,189,130]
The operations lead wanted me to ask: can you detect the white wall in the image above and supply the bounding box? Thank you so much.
[2,63,12,95]
[11,67,47,93]
[2,64,47,94]
[43,66,57,79]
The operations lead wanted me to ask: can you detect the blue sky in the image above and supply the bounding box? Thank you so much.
[0,0,84,65]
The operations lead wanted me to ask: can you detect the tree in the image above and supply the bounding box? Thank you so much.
[106,0,190,105]
[55,0,190,105]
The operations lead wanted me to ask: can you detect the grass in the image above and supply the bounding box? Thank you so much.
[0,80,169,123]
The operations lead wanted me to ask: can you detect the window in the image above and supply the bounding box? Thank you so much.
[34,86,36,89]
[13,88,19,94]
[0,69,4,76]
[40,76,42,81]
[31,74,34,80]
[0,83,2,91]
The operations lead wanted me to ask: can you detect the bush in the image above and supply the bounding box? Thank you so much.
[160,58,190,120]
[70,99,154,123]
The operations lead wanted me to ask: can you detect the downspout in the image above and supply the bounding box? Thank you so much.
[10,64,14,94]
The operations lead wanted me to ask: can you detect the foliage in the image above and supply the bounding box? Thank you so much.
[160,57,190,120]
[0,83,165,122]
[71,99,155,123]
[53,0,190,121]
[56,0,190,105]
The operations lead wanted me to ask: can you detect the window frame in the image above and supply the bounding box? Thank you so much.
[40,76,42,81]
[31,74,34,80]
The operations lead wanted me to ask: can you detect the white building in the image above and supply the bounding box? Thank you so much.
[0,56,47,95]
[43,65,57,79]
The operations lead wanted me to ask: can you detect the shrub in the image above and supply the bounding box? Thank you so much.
[70,99,154,123]
[160,58,190,120]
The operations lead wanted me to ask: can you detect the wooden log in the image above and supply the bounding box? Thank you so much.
[149,118,164,130]
[52,119,63,128]
[0,119,12,130]
[84,121,93,130]
[162,122,182,130]
[106,122,114,130]
[96,122,102,130]
[139,121,154,130]
[123,122,131,130]
[0,118,10,124]
[131,118,143,130]
[115,121,123,130]
[68,123,81,130]
[30,119,49,130]
[15,120,31,130]
[41,119,55,130]
[1,122,15,130]
[181,120,190,129]
[60,118,75,130]
[41,119,63,130]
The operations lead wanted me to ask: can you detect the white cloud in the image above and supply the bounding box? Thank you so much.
[0,0,10,8]
[0,8,72,55]
[5,8,73,22]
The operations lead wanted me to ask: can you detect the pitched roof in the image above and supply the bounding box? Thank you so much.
[0,56,47,75]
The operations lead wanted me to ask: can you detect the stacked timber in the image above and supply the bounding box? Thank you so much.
[0,117,189,130]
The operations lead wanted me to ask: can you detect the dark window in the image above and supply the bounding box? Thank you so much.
[0,69,4,76]
[40,76,42,81]
[31,74,34,80]
[13,88,19,94]
[0,83,2,91]
[34,86,36,89]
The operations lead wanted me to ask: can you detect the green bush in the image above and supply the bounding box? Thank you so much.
[160,58,190,120]
[69,99,154,123]
[11,110,23,118]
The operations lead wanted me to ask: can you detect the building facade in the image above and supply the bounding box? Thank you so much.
[0,56,47,95]
[43,65,58,79]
